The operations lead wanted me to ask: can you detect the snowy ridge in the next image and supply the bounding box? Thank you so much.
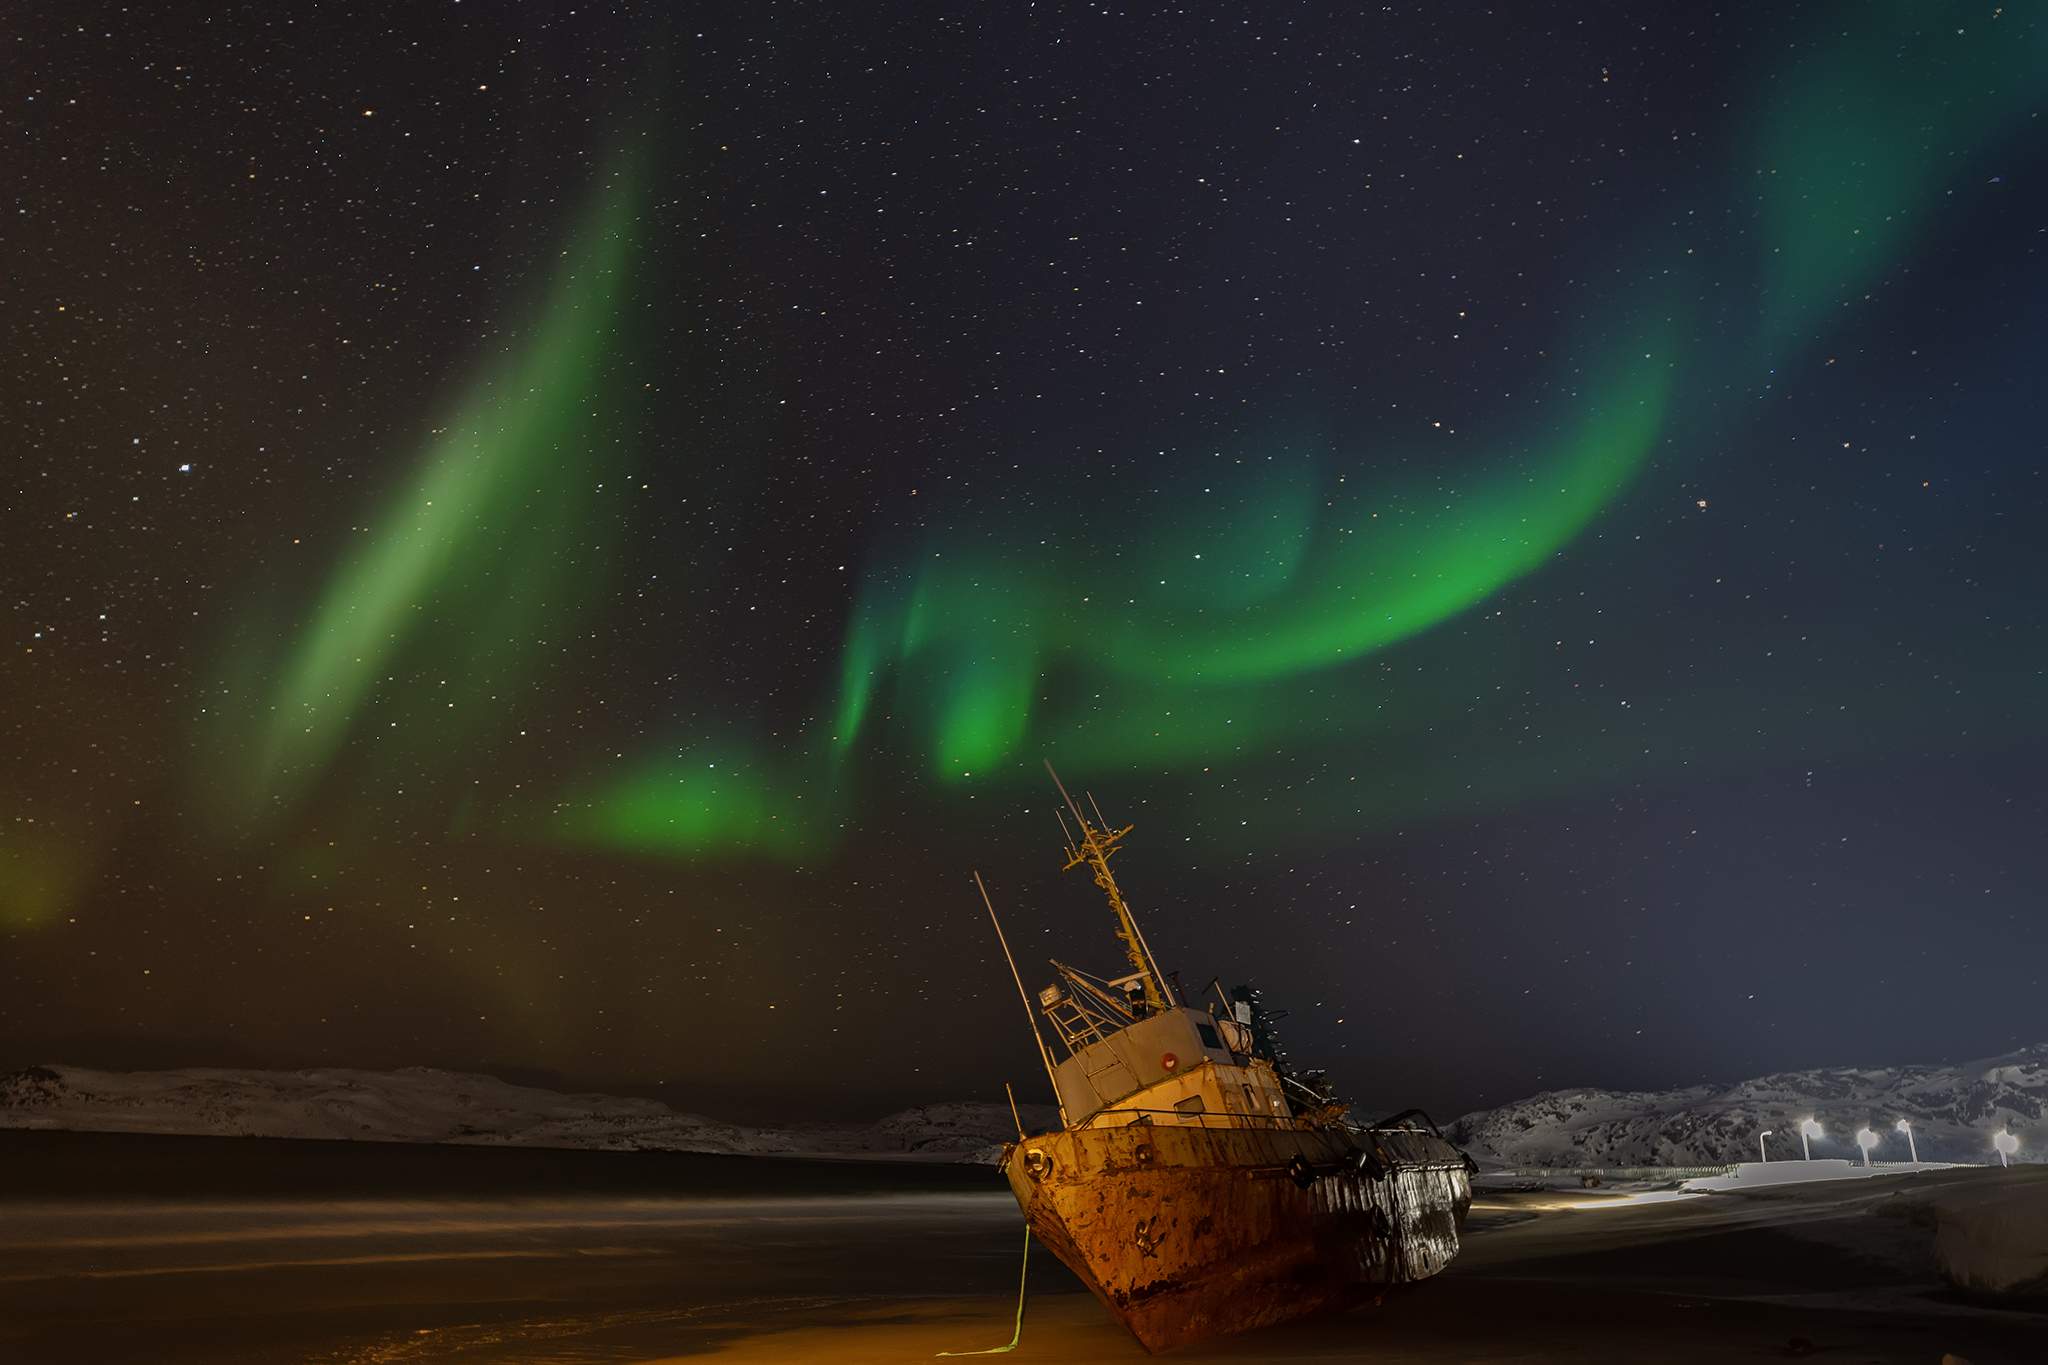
[1447,1044,2047,1168]
[13,1048,2038,1172]
[0,1064,1054,1164]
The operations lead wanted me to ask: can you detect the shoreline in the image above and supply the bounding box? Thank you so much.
[0,1127,1003,1202]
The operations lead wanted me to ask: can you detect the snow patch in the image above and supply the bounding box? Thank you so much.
[1449,1043,2046,1168]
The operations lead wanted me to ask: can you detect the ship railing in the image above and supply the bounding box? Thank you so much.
[1096,1107,1306,1131]
[1092,1105,1464,1136]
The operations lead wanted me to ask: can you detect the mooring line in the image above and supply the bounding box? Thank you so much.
[935,1225,1031,1356]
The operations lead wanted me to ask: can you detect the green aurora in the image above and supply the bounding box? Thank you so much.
[1752,5,2046,355]
[551,746,826,860]
[200,4,2047,866]
[202,154,646,834]
[830,329,1677,780]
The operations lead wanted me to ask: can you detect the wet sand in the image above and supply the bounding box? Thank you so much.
[1,1131,2039,1363]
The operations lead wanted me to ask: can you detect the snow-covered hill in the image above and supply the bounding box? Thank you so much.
[14,1047,2039,1172]
[1447,1044,2047,1168]
[0,1064,1054,1164]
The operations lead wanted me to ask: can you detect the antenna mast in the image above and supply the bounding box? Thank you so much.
[1045,760,1174,1011]
[975,871,1067,1125]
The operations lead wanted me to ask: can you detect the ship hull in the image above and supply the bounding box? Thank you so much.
[1001,1121,1471,1353]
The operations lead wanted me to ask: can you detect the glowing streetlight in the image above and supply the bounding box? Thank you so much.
[1758,1129,1773,1162]
[1799,1117,1823,1161]
[1894,1118,1918,1164]
[1854,1126,1878,1167]
[1993,1128,2019,1168]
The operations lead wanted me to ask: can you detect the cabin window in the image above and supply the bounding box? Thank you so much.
[1196,1022,1222,1051]
[1174,1095,1206,1116]
[1242,1085,1259,1115]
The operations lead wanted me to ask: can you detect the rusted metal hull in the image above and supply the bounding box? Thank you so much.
[1001,1122,1471,1353]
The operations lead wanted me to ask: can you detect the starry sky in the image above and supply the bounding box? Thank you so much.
[6,2,2046,1123]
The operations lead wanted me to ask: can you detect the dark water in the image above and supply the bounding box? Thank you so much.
[3,1131,2042,1364]
[0,1128,1003,1200]
[0,1130,1032,1364]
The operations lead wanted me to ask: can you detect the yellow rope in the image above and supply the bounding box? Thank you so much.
[936,1226,1031,1356]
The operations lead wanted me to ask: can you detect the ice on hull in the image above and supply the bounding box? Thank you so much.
[1004,1122,1471,1352]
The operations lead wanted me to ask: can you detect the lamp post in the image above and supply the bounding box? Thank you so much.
[1758,1130,1773,1163]
[1895,1118,1918,1164]
[1799,1117,1823,1161]
[1993,1129,2019,1168]
[1855,1126,1878,1167]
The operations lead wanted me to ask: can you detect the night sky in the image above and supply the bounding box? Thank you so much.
[7,3,2046,1124]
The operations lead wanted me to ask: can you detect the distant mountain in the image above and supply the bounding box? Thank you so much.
[1447,1044,2047,1168]
[0,1064,1054,1164]
[16,1049,2038,1172]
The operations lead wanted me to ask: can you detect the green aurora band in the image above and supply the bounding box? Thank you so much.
[562,7,2046,858]
[206,153,645,832]
[208,5,2047,864]
[832,333,1677,779]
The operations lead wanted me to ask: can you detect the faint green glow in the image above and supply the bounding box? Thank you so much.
[552,751,819,858]
[212,154,643,827]
[830,576,893,755]
[1753,5,2046,351]
[0,826,88,929]
[1139,455,1319,613]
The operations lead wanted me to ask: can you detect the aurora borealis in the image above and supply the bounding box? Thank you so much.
[826,321,1677,784]
[216,150,647,830]
[6,2,2047,1120]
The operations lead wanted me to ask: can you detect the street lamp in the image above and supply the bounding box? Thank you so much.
[1993,1129,2019,1168]
[1894,1118,1918,1164]
[1854,1126,1878,1167]
[1758,1129,1773,1163]
[1799,1117,1823,1161]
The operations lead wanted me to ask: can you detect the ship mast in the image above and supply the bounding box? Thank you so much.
[1046,761,1176,1012]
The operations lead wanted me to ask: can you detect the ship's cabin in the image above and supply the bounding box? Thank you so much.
[1038,967,1297,1129]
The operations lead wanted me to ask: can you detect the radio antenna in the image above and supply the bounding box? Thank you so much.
[1044,760,1174,1009]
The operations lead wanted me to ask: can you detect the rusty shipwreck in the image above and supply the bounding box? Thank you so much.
[979,767,1475,1353]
